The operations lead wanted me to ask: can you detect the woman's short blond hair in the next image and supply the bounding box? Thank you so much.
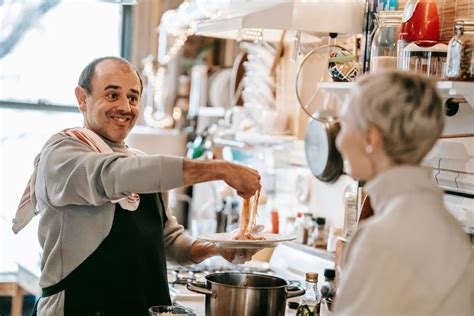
[348,71,444,164]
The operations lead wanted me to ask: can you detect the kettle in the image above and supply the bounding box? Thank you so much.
[401,0,440,43]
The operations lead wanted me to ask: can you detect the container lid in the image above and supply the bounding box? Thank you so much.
[455,19,474,32]
[324,269,336,280]
[305,272,319,283]
[377,10,403,24]
[316,217,326,225]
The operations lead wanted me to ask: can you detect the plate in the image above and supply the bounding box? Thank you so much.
[198,232,296,249]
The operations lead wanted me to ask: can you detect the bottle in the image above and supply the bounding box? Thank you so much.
[297,213,314,245]
[343,184,358,239]
[297,272,321,316]
[285,216,297,237]
[397,32,409,70]
[271,208,280,234]
[326,227,342,253]
[311,217,327,249]
[370,10,403,72]
[446,19,474,81]
[295,212,305,244]
[303,213,315,245]
[320,269,337,300]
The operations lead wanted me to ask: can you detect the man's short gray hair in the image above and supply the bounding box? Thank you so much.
[348,71,444,165]
[78,56,143,95]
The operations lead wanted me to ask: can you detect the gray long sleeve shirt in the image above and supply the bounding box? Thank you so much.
[35,132,194,315]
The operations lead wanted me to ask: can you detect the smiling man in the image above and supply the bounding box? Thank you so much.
[14,56,261,316]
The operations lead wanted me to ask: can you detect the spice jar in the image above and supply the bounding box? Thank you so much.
[370,10,403,72]
[446,19,474,81]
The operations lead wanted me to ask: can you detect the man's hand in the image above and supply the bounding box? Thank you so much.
[218,247,261,264]
[221,162,261,198]
[190,240,260,264]
[183,159,261,198]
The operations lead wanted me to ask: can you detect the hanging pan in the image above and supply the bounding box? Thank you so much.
[296,44,357,183]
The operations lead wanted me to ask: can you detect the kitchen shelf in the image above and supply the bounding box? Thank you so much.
[213,131,296,149]
[286,241,335,263]
[195,0,365,41]
[436,81,474,109]
[318,81,474,108]
[318,82,355,103]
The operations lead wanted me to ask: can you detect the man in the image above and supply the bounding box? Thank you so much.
[13,56,261,315]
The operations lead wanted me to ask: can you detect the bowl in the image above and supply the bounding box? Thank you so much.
[148,305,196,316]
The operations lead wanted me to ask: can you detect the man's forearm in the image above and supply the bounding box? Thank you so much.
[183,159,227,187]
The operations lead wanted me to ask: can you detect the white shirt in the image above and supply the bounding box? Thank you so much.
[334,165,473,316]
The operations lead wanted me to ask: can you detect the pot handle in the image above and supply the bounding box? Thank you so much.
[287,285,305,299]
[186,281,213,295]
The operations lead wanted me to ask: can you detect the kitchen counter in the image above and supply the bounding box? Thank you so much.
[176,296,299,316]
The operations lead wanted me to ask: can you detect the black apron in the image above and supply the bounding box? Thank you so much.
[34,193,171,316]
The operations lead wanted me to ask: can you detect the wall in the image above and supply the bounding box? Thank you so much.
[273,36,357,231]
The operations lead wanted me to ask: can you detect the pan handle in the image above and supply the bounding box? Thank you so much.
[287,285,305,298]
[187,281,213,295]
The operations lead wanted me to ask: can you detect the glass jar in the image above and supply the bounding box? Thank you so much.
[446,19,474,81]
[400,42,448,79]
[310,217,327,249]
[370,10,403,72]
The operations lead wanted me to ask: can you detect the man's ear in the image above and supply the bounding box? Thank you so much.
[75,86,87,112]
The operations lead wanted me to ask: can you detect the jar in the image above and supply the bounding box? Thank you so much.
[370,10,403,72]
[400,42,448,79]
[446,19,474,81]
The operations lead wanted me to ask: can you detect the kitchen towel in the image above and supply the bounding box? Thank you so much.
[12,127,140,234]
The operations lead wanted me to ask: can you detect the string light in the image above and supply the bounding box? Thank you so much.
[145,1,222,128]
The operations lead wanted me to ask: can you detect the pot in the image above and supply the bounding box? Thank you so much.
[186,272,305,316]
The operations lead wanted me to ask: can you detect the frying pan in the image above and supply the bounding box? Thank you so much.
[296,44,347,182]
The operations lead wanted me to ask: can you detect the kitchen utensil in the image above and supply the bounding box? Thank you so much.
[207,68,232,108]
[197,232,295,249]
[304,111,343,183]
[186,272,305,316]
[148,305,196,316]
[370,10,403,73]
[401,0,440,43]
[296,44,346,183]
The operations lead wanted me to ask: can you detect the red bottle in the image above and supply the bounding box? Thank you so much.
[271,209,279,234]
[400,0,440,43]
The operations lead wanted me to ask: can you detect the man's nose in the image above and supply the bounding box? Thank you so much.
[116,96,132,112]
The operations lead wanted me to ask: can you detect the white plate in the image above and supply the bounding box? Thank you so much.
[198,232,296,249]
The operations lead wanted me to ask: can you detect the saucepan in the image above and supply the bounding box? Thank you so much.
[187,272,305,316]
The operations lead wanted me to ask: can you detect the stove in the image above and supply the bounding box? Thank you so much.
[166,243,334,315]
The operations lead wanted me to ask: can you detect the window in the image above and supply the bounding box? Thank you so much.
[0,0,123,106]
[0,0,126,272]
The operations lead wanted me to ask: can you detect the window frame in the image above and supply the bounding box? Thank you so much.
[0,5,133,114]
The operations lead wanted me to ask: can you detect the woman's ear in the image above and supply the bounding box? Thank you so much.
[365,123,384,154]
[75,86,87,112]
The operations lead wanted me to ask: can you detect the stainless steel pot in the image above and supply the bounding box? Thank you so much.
[187,272,305,316]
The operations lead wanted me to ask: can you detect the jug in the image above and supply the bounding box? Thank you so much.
[400,0,440,43]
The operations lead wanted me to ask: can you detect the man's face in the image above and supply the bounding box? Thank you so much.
[76,60,141,142]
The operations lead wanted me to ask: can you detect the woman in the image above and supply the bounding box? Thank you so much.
[333,71,472,315]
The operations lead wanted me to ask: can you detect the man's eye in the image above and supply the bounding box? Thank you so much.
[107,92,118,100]
[129,96,138,104]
